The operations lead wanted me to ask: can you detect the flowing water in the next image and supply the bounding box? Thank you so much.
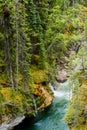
[14,81,71,130]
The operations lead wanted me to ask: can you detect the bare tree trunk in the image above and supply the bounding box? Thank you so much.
[4,15,14,89]
[15,17,19,90]
[82,57,85,72]
[21,42,27,90]
[15,0,19,90]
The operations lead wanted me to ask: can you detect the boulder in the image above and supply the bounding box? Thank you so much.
[56,69,67,83]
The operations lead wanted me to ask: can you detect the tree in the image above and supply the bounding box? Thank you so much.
[0,0,31,90]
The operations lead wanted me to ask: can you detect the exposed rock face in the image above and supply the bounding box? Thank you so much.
[0,116,25,130]
[0,66,54,129]
[34,85,54,111]
[0,85,53,130]
[56,69,67,83]
[30,66,54,111]
[52,81,60,90]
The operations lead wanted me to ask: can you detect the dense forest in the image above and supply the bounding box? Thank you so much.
[0,0,87,130]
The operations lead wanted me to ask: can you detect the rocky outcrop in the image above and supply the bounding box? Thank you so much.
[56,69,67,83]
[0,84,53,130]
[34,85,54,111]
[0,116,25,130]
[30,66,54,111]
[0,62,55,130]
[0,66,54,130]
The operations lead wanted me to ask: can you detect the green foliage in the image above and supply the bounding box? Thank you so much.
[0,0,87,124]
[46,5,67,60]
[65,83,87,128]
[0,87,36,119]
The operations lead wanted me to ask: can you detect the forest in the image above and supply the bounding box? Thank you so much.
[0,0,87,130]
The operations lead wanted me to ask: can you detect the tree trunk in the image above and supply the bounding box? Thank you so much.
[4,12,14,89]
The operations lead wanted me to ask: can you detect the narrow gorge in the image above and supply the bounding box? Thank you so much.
[0,0,87,130]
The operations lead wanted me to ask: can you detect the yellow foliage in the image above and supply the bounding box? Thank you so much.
[70,125,87,130]
[65,32,70,40]
[81,6,87,17]
[30,66,48,83]
[30,83,39,89]
[82,79,87,85]
[33,55,40,61]
[78,16,83,24]
[1,88,12,102]
[67,23,71,32]
[14,93,22,103]
[81,6,87,12]
[0,87,23,105]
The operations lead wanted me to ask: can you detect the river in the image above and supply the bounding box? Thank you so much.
[13,81,71,130]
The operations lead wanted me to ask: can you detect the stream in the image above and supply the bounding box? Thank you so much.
[14,81,71,130]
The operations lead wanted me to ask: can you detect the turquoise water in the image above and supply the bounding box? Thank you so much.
[14,82,70,130]
[29,97,70,130]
